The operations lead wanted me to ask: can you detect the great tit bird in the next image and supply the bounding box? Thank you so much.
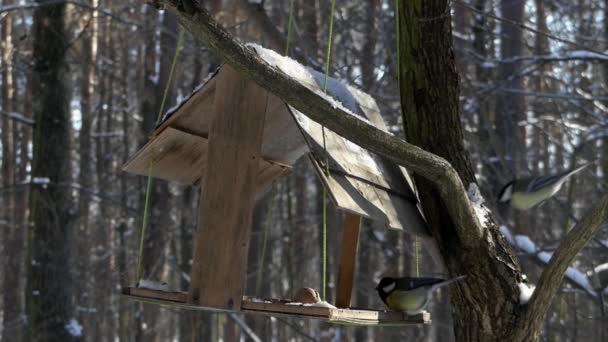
[375,276,466,315]
[497,162,593,210]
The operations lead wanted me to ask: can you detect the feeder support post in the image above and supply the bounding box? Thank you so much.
[335,213,362,308]
[188,65,268,310]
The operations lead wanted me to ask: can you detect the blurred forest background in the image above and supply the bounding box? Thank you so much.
[1,0,608,341]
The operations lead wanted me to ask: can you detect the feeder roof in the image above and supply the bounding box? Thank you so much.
[123,45,428,236]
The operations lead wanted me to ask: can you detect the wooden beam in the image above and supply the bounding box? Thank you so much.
[335,213,362,308]
[123,287,188,303]
[122,126,291,189]
[188,65,268,310]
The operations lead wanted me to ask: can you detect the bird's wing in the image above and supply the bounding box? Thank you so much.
[395,277,446,291]
[527,162,592,193]
[526,174,562,192]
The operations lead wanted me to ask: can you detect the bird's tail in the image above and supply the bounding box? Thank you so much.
[429,275,467,292]
[563,160,596,178]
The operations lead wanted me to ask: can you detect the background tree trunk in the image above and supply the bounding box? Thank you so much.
[396,1,523,340]
[1,1,24,340]
[25,2,76,341]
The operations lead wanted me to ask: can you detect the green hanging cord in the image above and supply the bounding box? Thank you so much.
[255,2,297,297]
[320,0,337,302]
[414,237,420,277]
[393,0,420,277]
[321,0,337,161]
[136,161,155,282]
[255,185,277,296]
[136,27,185,283]
[322,0,337,94]
[156,28,185,126]
[285,0,296,56]
[394,0,401,91]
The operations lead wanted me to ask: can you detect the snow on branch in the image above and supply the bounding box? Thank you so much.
[495,50,608,64]
[501,226,599,298]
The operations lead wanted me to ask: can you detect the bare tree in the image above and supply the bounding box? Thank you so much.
[25,2,76,341]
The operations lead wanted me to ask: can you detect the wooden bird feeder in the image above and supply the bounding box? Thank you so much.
[122,58,433,325]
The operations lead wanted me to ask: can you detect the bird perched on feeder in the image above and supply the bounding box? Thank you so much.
[497,161,593,210]
[375,276,466,315]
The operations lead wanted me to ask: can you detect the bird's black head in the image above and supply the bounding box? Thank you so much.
[375,277,396,293]
[497,181,514,203]
[375,277,396,305]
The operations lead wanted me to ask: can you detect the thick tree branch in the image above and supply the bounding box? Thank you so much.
[515,193,608,339]
[157,0,484,247]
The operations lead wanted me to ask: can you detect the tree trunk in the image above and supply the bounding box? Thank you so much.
[396,1,523,340]
[25,2,76,341]
[76,2,97,338]
[78,0,98,236]
[496,0,526,175]
[300,0,319,61]
[1,1,23,340]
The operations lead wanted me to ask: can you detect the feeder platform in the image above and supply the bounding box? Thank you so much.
[123,287,431,326]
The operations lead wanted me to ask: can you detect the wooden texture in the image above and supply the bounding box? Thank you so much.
[188,65,268,310]
[155,68,307,165]
[156,74,217,137]
[141,63,426,234]
[309,155,427,233]
[122,288,431,325]
[240,298,430,325]
[335,213,361,308]
[124,287,188,303]
[122,126,290,190]
[284,75,427,233]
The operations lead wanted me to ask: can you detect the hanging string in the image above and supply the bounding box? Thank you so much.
[320,0,337,302]
[255,1,296,297]
[156,28,186,126]
[135,27,185,283]
[285,0,296,56]
[136,161,155,282]
[415,236,420,277]
[256,184,277,296]
[394,0,401,93]
[394,0,420,277]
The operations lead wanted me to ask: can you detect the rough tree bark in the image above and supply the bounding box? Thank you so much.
[396,2,524,340]
[1,1,23,340]
[25,2,76,341]
[155,1,608,340]
[496,0,526,175]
